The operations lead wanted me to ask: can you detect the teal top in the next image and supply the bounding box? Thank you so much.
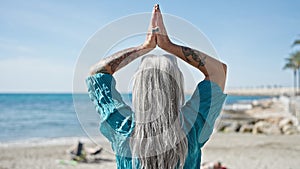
[86,73,227,169]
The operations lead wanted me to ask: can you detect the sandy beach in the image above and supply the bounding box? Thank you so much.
[203,133,300,169]
[1,133,299,169]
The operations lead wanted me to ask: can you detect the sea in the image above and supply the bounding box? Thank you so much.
[0,93,271,143]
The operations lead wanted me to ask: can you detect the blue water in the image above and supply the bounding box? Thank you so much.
[0,94,85,142]
[0,94,271,142]
[224,95,272,105]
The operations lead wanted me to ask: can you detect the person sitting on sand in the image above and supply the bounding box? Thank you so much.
[86,4,227,169]
[68,141,103,162]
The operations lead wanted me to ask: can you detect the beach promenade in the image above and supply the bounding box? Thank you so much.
[225,87,295,96]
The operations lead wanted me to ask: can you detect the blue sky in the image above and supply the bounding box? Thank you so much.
[1,0,300,92]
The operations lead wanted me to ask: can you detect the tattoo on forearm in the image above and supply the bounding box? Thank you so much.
[92,45,151,75]
[92,48,138,74]
[181,46,207,67]
[107,48,140,73]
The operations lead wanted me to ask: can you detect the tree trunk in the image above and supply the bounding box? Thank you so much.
[298,68,300,95]
[294,70,297,96]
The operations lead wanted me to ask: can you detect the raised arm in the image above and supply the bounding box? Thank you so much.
[89,46,153,75]
[155,5,227,91]
[89,5,159,75]
[160,43,227,91]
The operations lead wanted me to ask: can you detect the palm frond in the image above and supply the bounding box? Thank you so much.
[283,62,296,70]
[283,54,298,70]
[292,39,300,46]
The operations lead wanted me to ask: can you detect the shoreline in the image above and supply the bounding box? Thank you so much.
[0,136,114,150]
[0,136,97,147]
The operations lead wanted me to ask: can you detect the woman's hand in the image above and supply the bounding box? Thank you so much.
[156,5,172,50]
[142,4,159,49]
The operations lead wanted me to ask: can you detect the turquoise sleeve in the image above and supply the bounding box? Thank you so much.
[85,73,134,141]
[182,80,227,145]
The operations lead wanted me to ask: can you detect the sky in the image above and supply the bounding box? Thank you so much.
[1,0,300,93]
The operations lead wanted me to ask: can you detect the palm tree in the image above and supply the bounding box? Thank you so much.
[284,38,300,95]
[283,57,298,95]
[293,52,300,93]
[292,38,300,94]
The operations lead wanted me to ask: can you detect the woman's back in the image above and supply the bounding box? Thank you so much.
[86,59,226,168]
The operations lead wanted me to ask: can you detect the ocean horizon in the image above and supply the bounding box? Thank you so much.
[0,93,271,143]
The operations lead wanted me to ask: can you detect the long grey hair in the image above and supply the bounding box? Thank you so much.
[130,54,188,169]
